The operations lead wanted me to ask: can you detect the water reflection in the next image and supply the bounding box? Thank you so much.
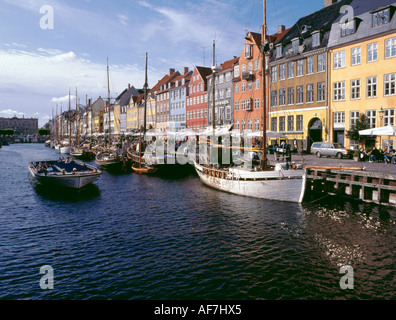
[32,181,101,202]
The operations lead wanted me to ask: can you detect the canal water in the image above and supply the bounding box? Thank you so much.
[0,143,394,300]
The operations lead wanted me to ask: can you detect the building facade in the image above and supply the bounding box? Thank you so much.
[186,66,212,132]
[328,0,396,149]
[0,116,38,135]
[269,0,352,151]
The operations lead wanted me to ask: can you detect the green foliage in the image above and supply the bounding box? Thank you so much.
[0,129,14,135]
[37,128,50,136]
[346,114,368,142]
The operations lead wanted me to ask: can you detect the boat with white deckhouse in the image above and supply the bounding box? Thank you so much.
[28,159,102,189]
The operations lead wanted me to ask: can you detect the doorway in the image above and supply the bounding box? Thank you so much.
[307,118,323,150]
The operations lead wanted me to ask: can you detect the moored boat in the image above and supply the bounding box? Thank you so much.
[95,151,122,169]
[131,163,158,175]
[28,160,102,189]
[194,161,306,203]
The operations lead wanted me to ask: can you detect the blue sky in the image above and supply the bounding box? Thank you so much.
[0,0,325,126]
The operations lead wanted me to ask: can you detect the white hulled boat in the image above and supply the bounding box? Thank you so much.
[28,160,101,189]
[193,2,306,203]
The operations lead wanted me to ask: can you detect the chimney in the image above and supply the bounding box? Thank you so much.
[183,67,189,74]
[278,25,285,34]
[169,68,175,75]
[324,0,338,7]
[128,83,131,90]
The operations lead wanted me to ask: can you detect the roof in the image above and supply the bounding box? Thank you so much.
[150,71,180,94]
[195,66,212,82]
[218,56,239,72]
[119,86,140,107]
[280,0,353,44]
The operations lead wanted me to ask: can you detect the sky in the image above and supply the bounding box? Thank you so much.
[0,0,325,127]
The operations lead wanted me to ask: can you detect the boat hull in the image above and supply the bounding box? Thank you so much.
[28,161,101,189]
[59,146,72,154]
[194,162,306,203]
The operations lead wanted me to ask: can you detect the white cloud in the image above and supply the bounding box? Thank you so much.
[0,109,25,117]
[117,14,129,27]
[51,95,76,103]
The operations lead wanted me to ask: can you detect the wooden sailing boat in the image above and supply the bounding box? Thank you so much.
[193,0,306,203]
[131,52,158,174]
[95,58,122,169]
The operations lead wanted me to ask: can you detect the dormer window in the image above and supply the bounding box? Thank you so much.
[372,7,391,27]
[292,38,300,54]
[340,18,356,37]
[312,31,321,47]
[276,44,283,58]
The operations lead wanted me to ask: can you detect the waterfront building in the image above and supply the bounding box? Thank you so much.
[127,94,143,132]
[186,66,212,132]
[207,57,239,128]
[115,85,140,135]
[90,97,106,134]
[146,93,156,130]
[328,0,396,150]
[103,104,114,135]
[153,69,181,133]
[0,116,38,135]
[114,104,121,135]
[169,68,192,132]
[268,0,352,151]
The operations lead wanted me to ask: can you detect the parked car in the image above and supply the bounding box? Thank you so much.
[310,142,353,159]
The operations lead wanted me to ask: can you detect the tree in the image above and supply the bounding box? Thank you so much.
[0,129,14,136]
[37,128,50,136]
[346,114,368,142]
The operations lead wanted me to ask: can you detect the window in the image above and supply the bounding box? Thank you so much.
[235,120,239,130]
[255,79,260,90]
[271,66,277,82]
[247,81,252,91]
[235,83,239,93]
[254,98,260,109]
[241,82,246,92]
[288,115,294,132]
[351,79,360,100]
[333,81,345,101]
[279,64,286,80]
[234,101,239,111]
[288,62,295,78]
[372,8,390,27]
[351,47,361,65]
[234,65,239,77]
[306,84,314,103]
[366,110,376,128]
[279,116,285,131]
[247,62,253,72]
[312,31,320,47]
[247,119,253,130]
[333,112,345,125]
[288,87,294,105]
[254,60,260,70]
[385,37,396,58]
[292,38,299,54]
[341,19,356,37]
[297,85,304,104]
[279,89,286,106]
[367,76,377,98]
[297,60,304,76]
[254,118,260,131]
[350,111,360,127]
[271,117,277,131]
[317,82,325,102]
[296,115,303,131]
[367,43,378,62]
[384,73,396,96]
[317,53,325,72]
[271,90,277,107]
[334,51,346,69]
[307,56,314,74]
[245,44,253,58]
[276,44,283,58]
[383,109,395,126]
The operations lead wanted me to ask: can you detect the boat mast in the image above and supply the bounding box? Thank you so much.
[76,87,80,147]
[143,52,148,134]
[60,104,63,141]
[107,57,111,148]
[261,0,268,170]
[68,89,71,145]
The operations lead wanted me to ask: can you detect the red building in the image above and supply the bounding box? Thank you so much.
[186,66,212,132]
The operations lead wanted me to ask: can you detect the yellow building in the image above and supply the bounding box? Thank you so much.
[146,93,156,129]
[126,95,140,132]
[113,104,121,134]
[328,1,396,150]
[268,1,349,151]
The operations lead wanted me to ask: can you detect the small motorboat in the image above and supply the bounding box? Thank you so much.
[95,151,122,169]
[131,163,158,175]
[28,160,102,189]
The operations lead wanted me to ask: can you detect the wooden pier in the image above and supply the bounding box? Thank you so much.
[305,166,396,207]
